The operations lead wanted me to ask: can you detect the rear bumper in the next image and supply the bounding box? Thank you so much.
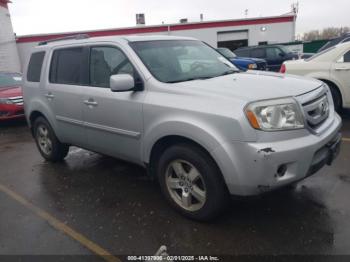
[212,114,342,196]
[0,104,25,120]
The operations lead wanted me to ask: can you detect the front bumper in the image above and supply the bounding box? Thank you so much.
[212,114,342,196]
[0,104,25,120]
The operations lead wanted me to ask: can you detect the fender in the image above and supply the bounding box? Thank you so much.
[305,71,346,102]
[320,76,348,106]
[27,97,57,132]
[143,119,226,164]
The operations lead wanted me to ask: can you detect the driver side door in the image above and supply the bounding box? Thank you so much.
[82,45,145,164]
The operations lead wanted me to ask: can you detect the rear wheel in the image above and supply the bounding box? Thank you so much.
[156,143,229,221]
[33,117,69,162]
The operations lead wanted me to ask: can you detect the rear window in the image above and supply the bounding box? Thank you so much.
[27,52,45,82]
[50,47,84,85]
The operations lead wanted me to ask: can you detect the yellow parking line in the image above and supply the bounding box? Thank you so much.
[343,138,350,142]
[0,183,120,262]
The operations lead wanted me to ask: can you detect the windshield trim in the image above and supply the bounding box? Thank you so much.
[128,40,238,84]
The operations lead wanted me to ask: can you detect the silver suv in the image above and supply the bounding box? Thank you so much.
[23,35,342,220]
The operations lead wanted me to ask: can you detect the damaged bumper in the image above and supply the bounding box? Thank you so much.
[212,114,342,196]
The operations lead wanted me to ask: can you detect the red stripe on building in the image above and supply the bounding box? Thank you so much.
[16,15,294,44]
[0,0,11,9]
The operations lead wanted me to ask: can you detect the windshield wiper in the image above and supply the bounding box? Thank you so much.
[213,69,240,78]
[166,69,239,83]
[166,76,214,83]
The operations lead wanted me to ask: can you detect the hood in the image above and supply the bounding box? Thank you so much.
[172,71,322,102]
[0,86,22,98]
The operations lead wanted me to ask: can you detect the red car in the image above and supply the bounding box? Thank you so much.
[0,72,24,120]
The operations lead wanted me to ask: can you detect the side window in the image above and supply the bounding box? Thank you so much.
[27,52,45,82]
[90,47,134,88]
[343,50,350,63]
[50,47,84,85]
[251,48,265,58]
[266,48,280,59]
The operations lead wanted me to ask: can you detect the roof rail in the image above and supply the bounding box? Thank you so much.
[38,34,90,46]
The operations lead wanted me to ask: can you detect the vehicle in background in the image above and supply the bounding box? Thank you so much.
[216,48,267,71]
[24,35,342,220]
[0,72,24,120]
[318,33,350,53]
[281,41,350,112]
[235,45,299,72]
[299,53,314,59]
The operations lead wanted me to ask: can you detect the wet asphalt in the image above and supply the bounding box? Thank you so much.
[0,111,349,259]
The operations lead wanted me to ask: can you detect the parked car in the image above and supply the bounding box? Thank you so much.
[23,35,342,220]
[318,33,350,53]
[0,72,24,120]
[281,41,350,112]
[235,45,299,72]
[216,48,267,71]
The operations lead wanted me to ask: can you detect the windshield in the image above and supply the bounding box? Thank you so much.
[0,72,22,88]
[217,48,236,59]
[129,40,238,83]
[278,45,292,54]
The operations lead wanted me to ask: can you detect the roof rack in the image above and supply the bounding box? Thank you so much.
[38,34,90,46]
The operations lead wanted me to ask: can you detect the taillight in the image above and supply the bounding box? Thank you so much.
[280,64,286,73]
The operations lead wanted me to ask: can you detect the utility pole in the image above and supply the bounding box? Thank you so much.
[291,2,299,41]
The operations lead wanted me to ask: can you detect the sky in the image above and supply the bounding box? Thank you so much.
[7,0,350,37]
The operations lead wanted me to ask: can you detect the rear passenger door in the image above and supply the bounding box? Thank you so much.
[47,46,89,147]
[82,45,145,164]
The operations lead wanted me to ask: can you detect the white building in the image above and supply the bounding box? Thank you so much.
[0,0,21,72]
[14,12,296,71]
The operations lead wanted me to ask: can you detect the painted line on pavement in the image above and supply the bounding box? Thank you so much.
[0,183,120,262]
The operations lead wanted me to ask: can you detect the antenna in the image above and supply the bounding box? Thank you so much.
[244,9,248,18]
[291,2,299,14]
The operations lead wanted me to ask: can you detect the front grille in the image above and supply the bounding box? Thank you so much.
[0,111,9,117]
[302,92,329,131]
[8,96,23,106]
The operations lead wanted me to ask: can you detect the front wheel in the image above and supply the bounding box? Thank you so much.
[33,117,69,162]
[157,144,229,221]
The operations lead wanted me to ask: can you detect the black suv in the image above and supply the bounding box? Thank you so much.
[234,45,298,72]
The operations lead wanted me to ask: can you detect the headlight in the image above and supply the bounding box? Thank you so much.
[248,63,257,69]
[245,98,304,131]
[0,98,13,105]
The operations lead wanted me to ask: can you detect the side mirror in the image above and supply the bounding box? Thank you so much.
[279,52,285,57]
[110,74,135,92]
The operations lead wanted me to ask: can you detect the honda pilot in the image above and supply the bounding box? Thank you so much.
[23,35,342,220]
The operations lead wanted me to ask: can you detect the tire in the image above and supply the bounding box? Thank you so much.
[328,83,342,113]
[33,117,69,162]
[156,143,229,221]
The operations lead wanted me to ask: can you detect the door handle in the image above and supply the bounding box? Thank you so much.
[45,93,55,100]
[83,99,98,107]
[335,67,350,71]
